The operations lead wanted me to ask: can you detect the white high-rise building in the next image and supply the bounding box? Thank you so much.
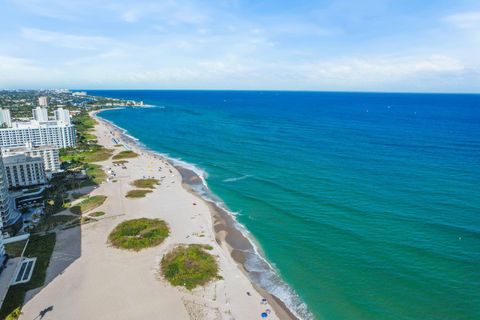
[0,109,11,128]
[1,144,60,175]
[0,120,76,149]
[54,108,71,125]
[0,156,18,229]
[3,154,47,188]
[38,96,48,107]
[32,107,49,122]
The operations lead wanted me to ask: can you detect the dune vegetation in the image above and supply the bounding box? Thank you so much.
[132,178,159,189]
[161,244,219,290]
[112,150,138,160]
[89,211,105,217]
[125,189,152,198]
[108,218,169,251]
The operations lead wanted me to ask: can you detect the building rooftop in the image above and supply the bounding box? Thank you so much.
[2,120,72,130]
[1,144,58,154]
[2,153,44,165]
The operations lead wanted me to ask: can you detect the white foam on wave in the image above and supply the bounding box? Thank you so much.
[98,115,140,142]
[97,112,314,320]
[183,170,314,320]
[124,133,139,141]
[223,174,253,183]
[169,157,209,185]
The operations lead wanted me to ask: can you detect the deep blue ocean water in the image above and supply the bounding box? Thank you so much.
[95,90,480,320]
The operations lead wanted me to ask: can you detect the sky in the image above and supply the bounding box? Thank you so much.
[0,0,479,92]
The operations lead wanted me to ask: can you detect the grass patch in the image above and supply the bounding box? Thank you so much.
[85,163,106,185]
[132,178,159,189]
[70,195,107,215]
[113,160,128,165]
[112,150,138,160]
[125,189,152,198]
[82,147,113,162]
[161,244,219,290]
[83,132,97,142]
[89,211,105,217]
[60,145,113,163]
[74,112,97,131]
[5,307,21,320]
[108,218,169,251]
[0,233,56,319]
[4,240,28,258]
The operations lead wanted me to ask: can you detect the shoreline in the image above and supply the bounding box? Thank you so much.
[21,109,290,320]
[94,109,301,320]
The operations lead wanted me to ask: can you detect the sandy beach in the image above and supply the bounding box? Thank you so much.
[18,111,293,320]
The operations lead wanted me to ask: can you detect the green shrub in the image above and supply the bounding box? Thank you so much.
[161,244,219,290]
[109,218,169,251]
[132,179,159,189]
[60,145,112,163]
[85,163,107,184]
[89,211,105,217]
[112,150,138,160]
[125,189,152,198]
[5,307,21,320]
[82,147,113,162]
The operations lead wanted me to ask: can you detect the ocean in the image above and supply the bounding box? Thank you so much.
[95,90,480,320]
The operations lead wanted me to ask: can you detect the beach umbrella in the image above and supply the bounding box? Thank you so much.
[261,312,268,318]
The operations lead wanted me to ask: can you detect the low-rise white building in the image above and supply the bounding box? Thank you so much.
[3,154,46,188]
[0,120,76,149]
[1,143,60,175]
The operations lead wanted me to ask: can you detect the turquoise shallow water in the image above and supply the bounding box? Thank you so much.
[96,90,480,320]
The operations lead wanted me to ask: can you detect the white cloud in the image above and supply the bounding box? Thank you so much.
[21,28,112,50]
[445,11,480,29]
[2,1,479,91]
[0,55,35,71]
[114,1,209,26]
[121,9,140,23]
[303,55,465,81]
[0,55,59,88]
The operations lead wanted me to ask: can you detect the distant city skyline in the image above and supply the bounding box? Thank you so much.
[0,0,479,93]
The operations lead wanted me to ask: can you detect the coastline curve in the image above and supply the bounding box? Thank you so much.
[95,108,315,320]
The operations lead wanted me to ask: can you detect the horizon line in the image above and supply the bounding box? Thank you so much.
[3,88,478,95]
